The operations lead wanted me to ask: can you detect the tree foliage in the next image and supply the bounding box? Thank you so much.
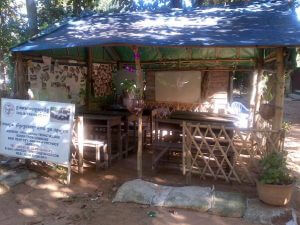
[0,1,26,54]
[0,0,28,91]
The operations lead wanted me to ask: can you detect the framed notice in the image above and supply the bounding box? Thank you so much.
[0,98,75,166]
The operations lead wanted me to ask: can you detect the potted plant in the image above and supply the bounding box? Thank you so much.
[257,151,294,206]
[120,79,144,114]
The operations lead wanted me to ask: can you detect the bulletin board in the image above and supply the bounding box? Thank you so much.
[28,59,86,105]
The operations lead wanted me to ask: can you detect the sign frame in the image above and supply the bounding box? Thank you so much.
[0,98,75,184]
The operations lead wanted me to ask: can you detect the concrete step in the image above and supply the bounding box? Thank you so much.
[289,93,300,100]
[0,168,38,194]
[244,199,298,225]
[0,169,18,181]
[294,90,300,95]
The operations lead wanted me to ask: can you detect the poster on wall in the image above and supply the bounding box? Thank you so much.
[27,61,86,105]
[0,98,75,165]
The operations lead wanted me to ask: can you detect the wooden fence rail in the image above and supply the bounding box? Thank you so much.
[182,122,285,184]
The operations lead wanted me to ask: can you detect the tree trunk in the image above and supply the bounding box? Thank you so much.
[73,0,81,16]
[0,50,5,91]
[193,0,205,6]
[171,0,182,8]
[26,0,38,36]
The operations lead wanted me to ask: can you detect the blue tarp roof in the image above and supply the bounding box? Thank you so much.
[11,0,300,52]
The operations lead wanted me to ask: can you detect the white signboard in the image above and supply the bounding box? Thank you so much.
[0,98,75,165]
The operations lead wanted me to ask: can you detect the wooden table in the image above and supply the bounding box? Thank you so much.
[76,113,122,173]
[170,111,236,125]
[94,110,138,158]
[152,111,236,171]
[98,110,153,157]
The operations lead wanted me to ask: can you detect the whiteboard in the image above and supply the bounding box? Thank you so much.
[155,71,201,103]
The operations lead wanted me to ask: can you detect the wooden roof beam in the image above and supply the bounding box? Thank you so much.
[120,58,255,65]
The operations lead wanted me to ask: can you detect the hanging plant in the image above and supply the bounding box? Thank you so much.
[120,79,137,98]
[120,78,144,114]
[259,103,275,120]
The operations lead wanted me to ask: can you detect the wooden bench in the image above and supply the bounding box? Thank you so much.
[73,139,108,171]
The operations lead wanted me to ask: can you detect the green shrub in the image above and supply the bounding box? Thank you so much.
[259,151,293,185]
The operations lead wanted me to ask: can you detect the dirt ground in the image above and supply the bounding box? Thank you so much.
[0,152,258,225]
[0,99,300,225]
[284,98,300,219]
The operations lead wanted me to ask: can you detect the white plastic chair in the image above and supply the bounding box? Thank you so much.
[230,101,249,115]
[230,102,250,128]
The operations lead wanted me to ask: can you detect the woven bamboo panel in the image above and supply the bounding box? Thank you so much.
[92,63,113,97]
[145,101,202,116]
[182,122,285,184]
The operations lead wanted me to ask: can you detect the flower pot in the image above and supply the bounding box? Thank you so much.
[128,99,144,114]
[122,96,144,114]
[259,103,275,120]
[256,181,294,206]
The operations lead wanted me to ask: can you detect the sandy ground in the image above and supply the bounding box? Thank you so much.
[284,98,300,219]
[0,99,300,225]
[0,152,258,225]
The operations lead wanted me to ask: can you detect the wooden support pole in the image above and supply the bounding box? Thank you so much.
[133,46,143,179]
[15,53,27,99]
[77,116,84,174]
[182,122,186,176]
[272,48,285,131]
[253,50,264,129]
[249,65,258,128]
[85,48,93,108]
[137,115,143,178]
[186,124,192,185]
[249,49,264,128]
[67,164,71,185]
[227,72,233,105]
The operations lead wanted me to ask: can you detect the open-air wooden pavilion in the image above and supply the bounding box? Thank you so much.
[10,0,300,184]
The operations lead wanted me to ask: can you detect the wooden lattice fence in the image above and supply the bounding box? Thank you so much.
[182,122,285,184]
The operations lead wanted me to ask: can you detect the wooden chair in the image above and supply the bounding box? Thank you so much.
[72,118,108,172]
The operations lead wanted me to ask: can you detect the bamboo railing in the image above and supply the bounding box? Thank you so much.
[182,122,285,184]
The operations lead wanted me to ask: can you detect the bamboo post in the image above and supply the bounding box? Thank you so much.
[249,66,258,128]
[186,124,192,185]
[67,164,71,185]
[253,50,264,129]
[182,122,186,176]
[77,116,84,174]
[85,48,92,108]
[133,46,143,179]
[272,48,285,131]
[15,53,27,98]
[107,121,112,166]
[228,72,233,105]
[15,53,30,167]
